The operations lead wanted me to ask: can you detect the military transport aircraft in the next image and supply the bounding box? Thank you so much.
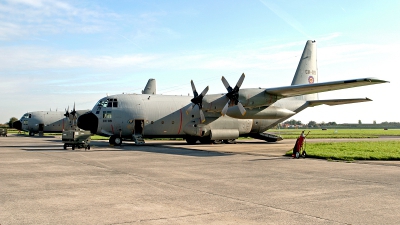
[12,106,89,136]
[77,40,388,145]
[13,79,157,136]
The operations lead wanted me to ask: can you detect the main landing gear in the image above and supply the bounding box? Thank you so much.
[109,135,122,146]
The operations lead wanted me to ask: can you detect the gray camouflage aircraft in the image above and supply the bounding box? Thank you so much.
[13,79,157,136]
[13,106,89,136]
[77,40,388,145]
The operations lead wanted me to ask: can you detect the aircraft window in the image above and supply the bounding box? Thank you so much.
[103,98,118,108]
[97,100,108,108]
[103,111,112,119]
[151,121,154,124]
[161,121,164,124]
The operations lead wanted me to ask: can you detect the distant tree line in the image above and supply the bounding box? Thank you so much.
[1,117,19,128]
[279,119,400,129]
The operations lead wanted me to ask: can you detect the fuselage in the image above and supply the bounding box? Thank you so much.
[13,110,89,135]
[78,93,308,140]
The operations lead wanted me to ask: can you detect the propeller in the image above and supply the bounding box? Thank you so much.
[64,106,70,118]
[221,73,246,116]
[70,102,77,119]
[186,80,209,123]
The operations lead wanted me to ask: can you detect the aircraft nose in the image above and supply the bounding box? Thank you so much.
[13,120,22,131]
[77,112,98,134]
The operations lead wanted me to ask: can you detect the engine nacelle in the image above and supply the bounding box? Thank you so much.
[210,129,239,140]
[182,122,209,137]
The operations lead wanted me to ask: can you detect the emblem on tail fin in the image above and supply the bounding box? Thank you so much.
[308,76,314,84]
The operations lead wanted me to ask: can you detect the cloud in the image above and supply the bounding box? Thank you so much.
[0,0,119,40]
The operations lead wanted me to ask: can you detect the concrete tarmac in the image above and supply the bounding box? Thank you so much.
[1,135,400,224]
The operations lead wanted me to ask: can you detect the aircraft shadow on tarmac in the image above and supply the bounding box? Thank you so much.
[29,139,231,157]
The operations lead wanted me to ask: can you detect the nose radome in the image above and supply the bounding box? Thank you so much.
[13,120,22,131]
[77,112,98,134]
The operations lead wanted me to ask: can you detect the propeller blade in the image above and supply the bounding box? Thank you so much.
[186,104,194,115]
[221,101,229,116]
[199,109,206,123]
[200,86,209,97]
[189,80,208,123]
[236,73,245,89]
[64,106,70,118]
[190,80,198,97]
[221,76,232,92]
[237,102,246,116]
[71,102,77,117]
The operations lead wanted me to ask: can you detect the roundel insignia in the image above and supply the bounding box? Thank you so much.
[308,76,314,84]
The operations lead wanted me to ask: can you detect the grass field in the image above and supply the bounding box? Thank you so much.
[268,129,400,139]
[285,141,400,161]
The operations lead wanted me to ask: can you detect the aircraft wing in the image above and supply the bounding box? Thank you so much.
[265,78,388,97]
[307,98,372,107]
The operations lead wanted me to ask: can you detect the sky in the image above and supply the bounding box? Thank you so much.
[1,0,399,124]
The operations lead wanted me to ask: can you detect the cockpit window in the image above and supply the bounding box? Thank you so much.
[107,98,118,108]
[97,100,108,107]
[23,113,31,119]
[96,98,118,108]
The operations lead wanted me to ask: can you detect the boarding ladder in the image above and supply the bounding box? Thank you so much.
[132,134,145,145]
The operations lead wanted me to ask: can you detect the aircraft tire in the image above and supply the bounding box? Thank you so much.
[72,145,75,150]
[63,143,67,150]
[295,151,300,159]
[199,136,212,144]
[109,136,116,145]
[185,136,197,144]
[223,139,236,144]
[29,131,35,136]
[114,136,122,146]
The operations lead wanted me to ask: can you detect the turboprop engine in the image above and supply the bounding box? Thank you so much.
[182,122,210,137]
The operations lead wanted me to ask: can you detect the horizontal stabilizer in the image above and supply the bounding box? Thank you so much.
[307,98,372,107]
[265,78,388,98]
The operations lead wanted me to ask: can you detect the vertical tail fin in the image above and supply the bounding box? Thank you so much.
[291,40,318,100]
[142,78,156,95]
